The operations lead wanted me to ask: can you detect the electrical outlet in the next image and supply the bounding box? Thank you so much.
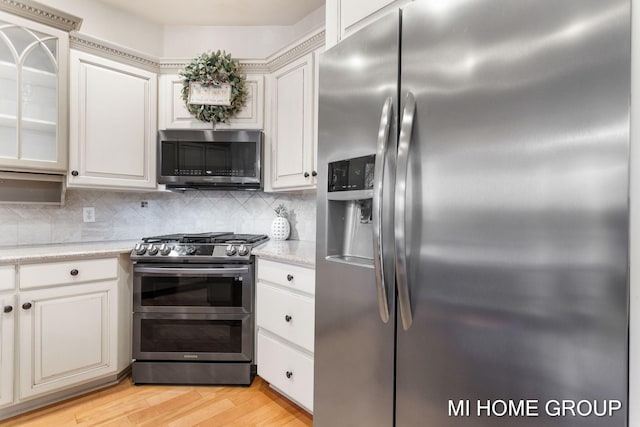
[83,207,95,223]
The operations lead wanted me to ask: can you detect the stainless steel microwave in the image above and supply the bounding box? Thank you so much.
[158,129,263,190]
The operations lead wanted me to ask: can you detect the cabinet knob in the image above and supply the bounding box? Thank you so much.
[285,315,292,322]
[312,171,317,177]
[287,274,293,282]
[70,269,79,276]
[285,371,293,379]
[71,170,79,177]
[22,302,32,310]
[304,172,310,178]
[3,306,12,313]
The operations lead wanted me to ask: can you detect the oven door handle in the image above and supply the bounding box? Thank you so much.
[134,267,249,275]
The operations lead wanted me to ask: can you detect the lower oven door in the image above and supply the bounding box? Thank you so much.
[133,264,253,314]
[133,312,253,362]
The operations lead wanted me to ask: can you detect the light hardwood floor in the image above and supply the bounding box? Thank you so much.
[2,376,313,426]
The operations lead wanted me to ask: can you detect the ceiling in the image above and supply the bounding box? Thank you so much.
[96,0,325,26]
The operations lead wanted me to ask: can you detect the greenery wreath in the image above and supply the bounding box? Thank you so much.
[180,50,248,124]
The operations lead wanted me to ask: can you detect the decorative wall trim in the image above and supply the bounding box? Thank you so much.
[159,29,325,74]
[70,32,160,73]
[0,0,82,32]
[70,28,325,75]
[266,29,325,72]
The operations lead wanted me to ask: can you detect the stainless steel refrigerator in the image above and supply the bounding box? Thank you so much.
[314,1,630,426]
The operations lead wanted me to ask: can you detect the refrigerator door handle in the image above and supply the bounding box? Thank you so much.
[372,97,393,323]
[395,92,416,331]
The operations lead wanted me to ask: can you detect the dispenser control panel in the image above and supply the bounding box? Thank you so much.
[328,155,375,192]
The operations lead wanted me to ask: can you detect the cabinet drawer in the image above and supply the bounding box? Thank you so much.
[257,259,315,295]
[0,265,15,291]
[257,332,313,411]
[19,257,118,289]
[257,283,314,352]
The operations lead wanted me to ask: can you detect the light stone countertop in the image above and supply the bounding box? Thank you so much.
[251,240,316,267]
[0,240,138,264]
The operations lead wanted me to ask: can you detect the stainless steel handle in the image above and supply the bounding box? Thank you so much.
[372,97,393,324]
[395,92,416,331]
[134,267,249,275]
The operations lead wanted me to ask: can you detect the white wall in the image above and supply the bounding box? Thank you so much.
[162,6,324,59]
[39,2,324,60]
[40,0,164,56]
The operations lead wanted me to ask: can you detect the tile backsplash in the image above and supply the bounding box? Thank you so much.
[0,189,317,246]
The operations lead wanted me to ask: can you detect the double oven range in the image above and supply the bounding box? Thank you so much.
[130,232,268,385]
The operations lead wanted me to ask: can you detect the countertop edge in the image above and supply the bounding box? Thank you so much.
[252,240,316,268]
[0,241,137,264]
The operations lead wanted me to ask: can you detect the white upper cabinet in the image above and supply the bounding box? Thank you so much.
[269,53,316,190]
[158,73,264,130]
[68,50,158,190]
[0,10,68,173]
[326,0,413,48]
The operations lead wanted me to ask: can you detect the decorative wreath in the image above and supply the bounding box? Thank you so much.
[180,50,248,124]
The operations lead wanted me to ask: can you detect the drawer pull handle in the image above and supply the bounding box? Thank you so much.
[3,305,12,313]
[70,269,79,276]
[287,274,293,282]
[285,371,293,379]
[22,302,32,310]
[71,170,79,177]
[285,315,292,322]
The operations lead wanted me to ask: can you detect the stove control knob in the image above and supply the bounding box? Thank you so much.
[134,243,147,255]
[226,245,237,256]
[237,244,249,256]
[159,244,172,256]
[185,245,197,255]
[147,244,159,255]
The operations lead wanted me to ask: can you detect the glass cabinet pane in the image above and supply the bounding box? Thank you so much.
[0,19,59,164]
[0,30,17,159]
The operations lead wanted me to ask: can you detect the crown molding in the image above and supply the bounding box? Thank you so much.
[0,0,82,32]
[159,29,325,74]
[265,29,325,72]
[70,32,160,73]
[70,27,325,76]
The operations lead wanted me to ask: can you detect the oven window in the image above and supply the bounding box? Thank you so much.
[140,318,242,353]
[140,276,243,307]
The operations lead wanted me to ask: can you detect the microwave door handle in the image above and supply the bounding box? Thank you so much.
[395,92,416,331]
[134,267,249,275]
[373,97,393,323]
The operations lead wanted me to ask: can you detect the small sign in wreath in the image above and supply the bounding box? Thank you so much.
[180,50,248,125]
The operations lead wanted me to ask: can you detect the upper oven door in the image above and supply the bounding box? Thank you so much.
[158,129,262,188]
[133,264,253,314]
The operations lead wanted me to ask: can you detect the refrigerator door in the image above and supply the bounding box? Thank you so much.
[314,11,399,427]
[396,1,630,426]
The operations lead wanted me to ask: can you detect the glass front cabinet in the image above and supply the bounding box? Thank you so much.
[0,10,68,173]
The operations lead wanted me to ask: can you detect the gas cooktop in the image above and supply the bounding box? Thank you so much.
[130,232,269,263]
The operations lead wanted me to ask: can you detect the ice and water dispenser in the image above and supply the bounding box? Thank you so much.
[326,154,375,264]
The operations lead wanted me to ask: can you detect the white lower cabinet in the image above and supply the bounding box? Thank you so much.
[257,332,314,410]
[256,258,315,412]
[18,280,117,400]
[0,255,131,418]
[0,293,15,408]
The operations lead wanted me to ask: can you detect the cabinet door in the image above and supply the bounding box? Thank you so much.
[257,331,314,411]
[270,53,315,190]
[0,294,15,408]
[68,50,157,190]
[18,280,117,400]
[326,0,413,48]
[0,10,68,173]
[158,73,264,130]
